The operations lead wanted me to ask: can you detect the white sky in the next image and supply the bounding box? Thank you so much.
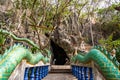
[50,0,120,7]
[100,0,120,8]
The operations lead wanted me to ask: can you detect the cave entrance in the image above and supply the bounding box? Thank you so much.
[50,40,69,65]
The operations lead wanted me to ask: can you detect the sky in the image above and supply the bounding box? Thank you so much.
[100,0,120,7]
[49,0,120,7]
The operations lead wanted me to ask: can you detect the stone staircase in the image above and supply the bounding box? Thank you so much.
[42,65,77,80]
[50,65,72,73]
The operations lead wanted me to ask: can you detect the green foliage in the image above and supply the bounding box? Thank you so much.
[97,2,120,44]
[0,34,5,45]
[99,33,120,63]
[100,33,120,49]
[98,3,120,50]
[0,31,8,54]
[0,32,7,45]
[13,0,34,9]
[97,2,120,14]
[99,34,113,51]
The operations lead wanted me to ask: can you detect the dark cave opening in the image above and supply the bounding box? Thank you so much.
[50,40,69,65]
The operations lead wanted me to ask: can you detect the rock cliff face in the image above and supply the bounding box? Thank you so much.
[51,24,82,54]
[51,14,84,56]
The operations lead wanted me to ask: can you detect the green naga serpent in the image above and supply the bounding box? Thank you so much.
[0,29,51,80]
[72,46,120,80]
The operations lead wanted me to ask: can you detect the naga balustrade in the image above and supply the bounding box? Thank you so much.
[71,65,94,80]
[24,65,49,80]
[0,29,51,80]
[71,47,120,80]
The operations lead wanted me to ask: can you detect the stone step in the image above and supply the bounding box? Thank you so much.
[50,68,71,73]
[49,65,71,73]
[42,65,77,80]
[42,73,77,80]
